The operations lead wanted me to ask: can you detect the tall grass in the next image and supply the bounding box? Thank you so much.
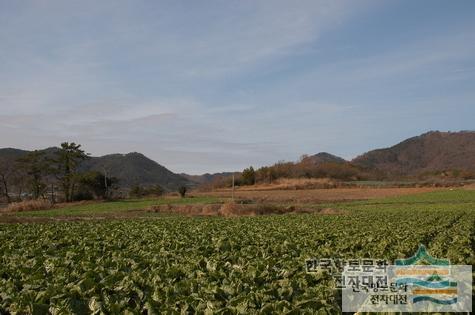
[4,200,53,212]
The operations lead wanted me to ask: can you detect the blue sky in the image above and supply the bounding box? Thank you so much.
[0,0,474,174]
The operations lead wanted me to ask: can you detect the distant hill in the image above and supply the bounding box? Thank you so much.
[301,152,346,165]
[352,131,475,176]
[0,148,29,160]
[181,172,235,185]
[2,130,475,188]
[81,152,191,190]
[0,148,192,191]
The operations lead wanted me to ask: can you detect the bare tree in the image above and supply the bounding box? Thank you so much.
[17,150,51,199]
[0,157,16,203]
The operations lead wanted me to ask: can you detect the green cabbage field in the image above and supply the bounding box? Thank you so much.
[0,190,474,314]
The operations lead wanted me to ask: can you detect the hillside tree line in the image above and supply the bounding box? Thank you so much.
[203,157,373,190]
[0,142,118,203]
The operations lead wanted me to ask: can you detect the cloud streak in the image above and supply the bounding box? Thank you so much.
[0,1,474,173]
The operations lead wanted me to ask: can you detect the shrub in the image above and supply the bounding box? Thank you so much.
[178,186,187,198]
[72,191,94,201]
[130,185,164,198]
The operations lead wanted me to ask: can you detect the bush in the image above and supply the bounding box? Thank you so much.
[178,186,187,198]
[4,200,53,212]
[130,185,164,198]
[73,191,94,201]
[78,171,119,200]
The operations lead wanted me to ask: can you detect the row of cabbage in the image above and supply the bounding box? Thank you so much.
[0,208,473,314]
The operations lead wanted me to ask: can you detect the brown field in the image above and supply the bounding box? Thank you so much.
[193,187,442,203]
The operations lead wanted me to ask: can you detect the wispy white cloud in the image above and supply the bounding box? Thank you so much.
[0,1,474,173]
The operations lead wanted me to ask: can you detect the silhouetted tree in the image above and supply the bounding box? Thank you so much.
[178,186,187,198]
[0,157,16,203]
[52,142,89,202]
[78,171,118,200]
[17,151,51,199]
[241,166,256,185]
[148,185,164,197]
[129,184,163,198]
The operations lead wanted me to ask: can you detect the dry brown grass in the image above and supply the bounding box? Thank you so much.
[193,187,442,203]
[4,200,54,212]
[463,183,475,190]
[239,178,340,191]
[148,202,313,217]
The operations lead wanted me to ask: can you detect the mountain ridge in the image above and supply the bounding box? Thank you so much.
[351,130,475,176]
[2,130,475,186]
[302,152,346,165]
[0,148,192,191]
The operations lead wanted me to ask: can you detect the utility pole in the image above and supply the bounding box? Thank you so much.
[232,174,235,202]
[103,166,108,199]
[51,183,55,204]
